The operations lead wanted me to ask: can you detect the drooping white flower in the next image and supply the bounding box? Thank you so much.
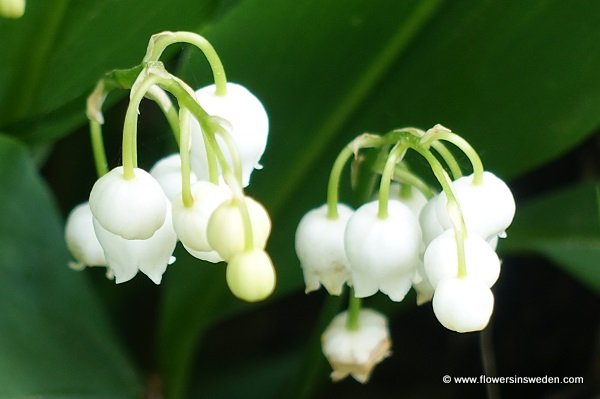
[424,228,501,289]
[344,200,422,302]
[207,196,271,261]
[92,200,177,285]
[295,204,353,295]
[89,166,167,240]
[0,0,25,19]
[150,153,198,201]
[435,171,516,240]
[226,249,276,302]
[432,277,494,333]
[171,181,230,261]
[190,82,269,187]
[321,308,391,383]
[64,202,106,269]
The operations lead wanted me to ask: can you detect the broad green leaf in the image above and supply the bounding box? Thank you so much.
[0,135,141,397]
[502,181,600,293]
[0,0,222,144]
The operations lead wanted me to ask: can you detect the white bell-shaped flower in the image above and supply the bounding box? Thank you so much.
[432,277,494,333]
[89,166,167,240]
[207,196,271,261]
[435,171,516,239]
[424,229,501,289]
[150,153,198,201]
[344,200,422,301]
[92,201,177,284]
[65,202,106,268]
[321,308,391,383]
[295,204,353,295]
[226,249,276,302]
[190,82,269,187]
[171,181,230,260]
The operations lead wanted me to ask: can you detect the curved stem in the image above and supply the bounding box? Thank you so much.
[122,72,160,179]
[411,146,467,278]
[89,120,108,177]
[144,31,227,96]
[213,122,243,185]
[431,140,463,179]
[378,143,407,219]
[422,130,484,185]
[326,134,383,219]
[326,145,354,220]
[346,288,362,331]
[179,107,194,208]
[223,173,254,251]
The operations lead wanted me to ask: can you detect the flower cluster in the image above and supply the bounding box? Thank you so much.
[64,31,275,302]
[296,124,515,382]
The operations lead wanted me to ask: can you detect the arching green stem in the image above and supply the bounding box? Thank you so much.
[213,122,243,185]
[144,31,227,96]
[223,173,255,251]
[346,288,362,331]
[326,134,383,219]
[378,143,407,219]
[411,146,467,278]
[422,129,484,185]
[431,140,463,179]
[179,107,194,208]
[122,72,160,179]
[89,120,108,177]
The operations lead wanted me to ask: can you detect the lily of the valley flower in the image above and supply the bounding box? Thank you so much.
[321,308,391,383]
[226,249,276,302]
[171,181,230,261]
[344,200,422,301]
[89,166,167,240]
[295,203,354,296]
[92,201,177,284]
[207,196,271,261]
[190,82,269,187]
[423,229,501,289]
[64,202,106,269]
[432,276,495,333]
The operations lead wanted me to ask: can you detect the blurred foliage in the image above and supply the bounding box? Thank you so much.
[0,0,599,398]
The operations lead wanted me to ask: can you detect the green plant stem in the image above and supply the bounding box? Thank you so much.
[179,108,194,208]
[378,143,407,219]
[89,120,108,178]
[223,173,255,252]
[431,140,463,179]
[144,31,227,96]
[423,131,484,185]
[411,146,467,278]
[326,134,382,219]
[122,72,160,179]
[214,125,243,185]
[346,288,362,331]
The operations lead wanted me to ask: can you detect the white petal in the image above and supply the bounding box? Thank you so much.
[150,153,198,201]
[65,202,106,267]
[294,204,353,295]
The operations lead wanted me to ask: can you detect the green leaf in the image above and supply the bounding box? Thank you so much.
[0,134,141,398]
[0,0,222,144]
[502,181,600,293]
